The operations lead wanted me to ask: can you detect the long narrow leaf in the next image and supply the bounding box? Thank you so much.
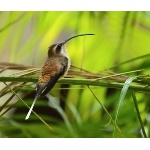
[132,92,147,138]
[115,76,139,124]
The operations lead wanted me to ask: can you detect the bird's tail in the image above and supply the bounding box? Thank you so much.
[25,96,38,120]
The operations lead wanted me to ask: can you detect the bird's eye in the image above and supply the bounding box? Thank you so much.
[56,44,62,53]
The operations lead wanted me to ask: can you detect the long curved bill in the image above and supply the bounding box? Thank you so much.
[63,33,95,44]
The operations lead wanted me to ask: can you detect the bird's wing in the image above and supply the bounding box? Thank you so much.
[36,73,61,99]
[35,63,68,99]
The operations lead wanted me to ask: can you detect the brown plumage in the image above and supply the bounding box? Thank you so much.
[39,58,62,85]
[36,55,69,99]
[25,33,94,120]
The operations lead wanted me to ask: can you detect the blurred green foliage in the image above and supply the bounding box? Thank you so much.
[0,11,150,138]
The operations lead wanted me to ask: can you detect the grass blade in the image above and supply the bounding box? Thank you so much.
[47,94,76,137]
[115,76,138,124]
[109,53,150,70]
[88,86,124,137]
[132,91,147,138]
[2,82,54,132]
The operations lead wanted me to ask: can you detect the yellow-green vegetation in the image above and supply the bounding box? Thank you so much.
[0,11,150,138]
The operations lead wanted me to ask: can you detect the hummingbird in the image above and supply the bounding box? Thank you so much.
[25,33,94,120]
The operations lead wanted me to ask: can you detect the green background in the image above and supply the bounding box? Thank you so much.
[0,11,150,138]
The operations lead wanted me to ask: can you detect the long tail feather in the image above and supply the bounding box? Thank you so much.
[25,97,38,120]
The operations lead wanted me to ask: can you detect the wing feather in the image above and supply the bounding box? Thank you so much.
[35,58,68,99]
[36,73,61,99]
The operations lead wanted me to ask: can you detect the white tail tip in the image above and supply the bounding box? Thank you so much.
[25,111,31,120]
[25,97,37,120]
